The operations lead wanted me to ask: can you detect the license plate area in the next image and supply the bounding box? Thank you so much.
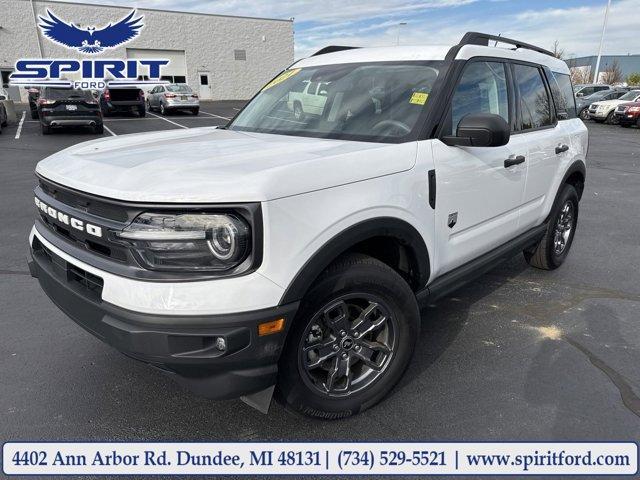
[66,104,78,111]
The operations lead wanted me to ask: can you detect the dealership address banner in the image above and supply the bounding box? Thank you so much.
[3,442,637,476]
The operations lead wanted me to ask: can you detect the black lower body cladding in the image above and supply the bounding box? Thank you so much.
[29,236,299,400]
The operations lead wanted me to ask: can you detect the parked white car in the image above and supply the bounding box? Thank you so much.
[29,32,587,419]
[286,80,330,120]
[587,89,640,123]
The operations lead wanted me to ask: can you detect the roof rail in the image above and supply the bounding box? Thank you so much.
[311,45,360,57]
[459,32,555,58]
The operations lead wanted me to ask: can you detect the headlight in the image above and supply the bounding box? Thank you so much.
[115,212,251,272]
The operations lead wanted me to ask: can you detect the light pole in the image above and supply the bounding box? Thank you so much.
[396,22,407,46]
[593,0,612,83]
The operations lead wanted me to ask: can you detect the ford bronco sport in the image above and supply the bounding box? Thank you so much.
[29,32,587,419]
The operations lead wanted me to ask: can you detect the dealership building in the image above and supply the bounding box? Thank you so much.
[0,0,294,102]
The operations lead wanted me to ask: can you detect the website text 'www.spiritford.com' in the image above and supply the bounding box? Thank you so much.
[2,442,638,476]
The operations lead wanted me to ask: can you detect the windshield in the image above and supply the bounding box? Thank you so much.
[584,90,613,100]
[44,88,92,100]
[619,90,640,101]
[229,61,443,142]
[166,84,192,93]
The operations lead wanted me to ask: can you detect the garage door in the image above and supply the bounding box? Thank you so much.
[126,48,187,83]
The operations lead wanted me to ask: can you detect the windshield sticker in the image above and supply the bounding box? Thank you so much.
[262,68,301,91]
[410,92,429,105]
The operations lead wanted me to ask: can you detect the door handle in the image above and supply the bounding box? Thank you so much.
[504,155,525,168]
[555,144,569,154]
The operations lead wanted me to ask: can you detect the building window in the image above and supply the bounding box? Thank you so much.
[234,49,247,61]
[200,75,209,86]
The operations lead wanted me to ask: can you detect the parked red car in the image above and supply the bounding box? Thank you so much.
[613,101,640,127]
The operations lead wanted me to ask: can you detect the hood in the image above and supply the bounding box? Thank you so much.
[591,99,628,107]
[36,127,417,203]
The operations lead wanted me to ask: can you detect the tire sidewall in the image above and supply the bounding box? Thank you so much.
[277,258,419,419]
[546,185,579,268]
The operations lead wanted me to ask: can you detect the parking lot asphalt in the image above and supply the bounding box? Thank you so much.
[1,107,639,478]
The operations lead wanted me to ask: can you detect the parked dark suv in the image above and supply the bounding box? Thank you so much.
[37,87,103,135]
[100,86,145,117]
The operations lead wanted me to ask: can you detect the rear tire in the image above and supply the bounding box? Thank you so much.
[276,253,419,419]
[192,108,199,116]
[524,184,579,270]
[41,124,51,135]
[138,107,146,118]
[94,123,104,134]
[31,109,38,120]
[160,103,167,115]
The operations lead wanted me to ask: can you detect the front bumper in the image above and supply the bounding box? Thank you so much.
[29,235,299,400]
[615,113,639,125]
[588,110,608,120]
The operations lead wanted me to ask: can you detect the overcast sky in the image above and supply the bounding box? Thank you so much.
[50,0,640,59]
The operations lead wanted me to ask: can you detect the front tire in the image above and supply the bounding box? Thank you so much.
[293,102,304,121]
[579,108,590,120]
[276,254,419,419]
[524,184,579,270]
[605,111,617,124]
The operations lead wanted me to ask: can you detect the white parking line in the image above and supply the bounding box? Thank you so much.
[14,111,26,139]
[233,108,241,111]
[200,111,231,120]
[103,124,117,136]
[147,111,189,129]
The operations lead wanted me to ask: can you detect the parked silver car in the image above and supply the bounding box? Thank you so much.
[146,84,199,115]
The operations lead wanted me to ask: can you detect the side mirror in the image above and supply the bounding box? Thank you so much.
[576,92,584,97]
[441,113,510,147]
[319,90,328,96]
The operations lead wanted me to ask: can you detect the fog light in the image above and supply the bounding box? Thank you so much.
[215,337,226,351]
[258,318,285,336]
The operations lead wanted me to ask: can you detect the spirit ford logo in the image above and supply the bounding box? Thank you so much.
[10,9,169,90]
[35,197,103,238]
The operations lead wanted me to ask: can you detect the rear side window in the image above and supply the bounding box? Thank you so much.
[449,61,510,134]
[513,64,553,130]
[550,72,576,120]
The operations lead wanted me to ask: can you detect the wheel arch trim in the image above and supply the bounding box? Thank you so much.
[561,159,586,199]
[278,217,431,305]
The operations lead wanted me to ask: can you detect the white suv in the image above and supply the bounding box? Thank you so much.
[29,32,587,419]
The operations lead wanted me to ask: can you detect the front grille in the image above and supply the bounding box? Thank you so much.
[33,237,104,300]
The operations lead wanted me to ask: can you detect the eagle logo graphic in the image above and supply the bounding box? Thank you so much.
[38,9,144,54]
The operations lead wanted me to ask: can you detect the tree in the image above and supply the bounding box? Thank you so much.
[600,59,623,84]
[626,72,640,86]
[570,67,591,85]
[552,40,565,60]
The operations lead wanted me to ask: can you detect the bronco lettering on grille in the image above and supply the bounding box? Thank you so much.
[35,196,103,238]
